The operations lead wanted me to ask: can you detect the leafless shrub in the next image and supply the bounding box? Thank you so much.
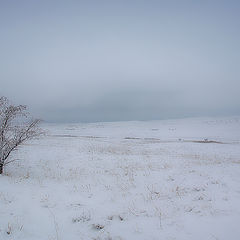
[107,215,124,221]
[72,211,91,223]
[0,96,43,174]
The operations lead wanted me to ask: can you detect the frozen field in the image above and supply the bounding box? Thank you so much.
[1,117,240,240]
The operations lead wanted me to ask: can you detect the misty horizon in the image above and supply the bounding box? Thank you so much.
[1,1,240,123]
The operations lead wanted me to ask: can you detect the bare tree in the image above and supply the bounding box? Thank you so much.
[0,96,42,174]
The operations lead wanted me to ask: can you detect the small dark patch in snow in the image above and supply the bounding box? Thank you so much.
[92,224,104,230]
[125,137,141,140]
[185,140,225,144]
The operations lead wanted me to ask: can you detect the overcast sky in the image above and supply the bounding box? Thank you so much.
[0,0,239,122]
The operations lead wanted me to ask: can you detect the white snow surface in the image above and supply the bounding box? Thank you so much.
[1,116,240,240]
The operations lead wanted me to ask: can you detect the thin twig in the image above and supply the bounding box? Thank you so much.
[47,207,60,240]
[3,159,20,166]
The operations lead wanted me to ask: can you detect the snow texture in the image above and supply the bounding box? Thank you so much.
[1,116,240,240]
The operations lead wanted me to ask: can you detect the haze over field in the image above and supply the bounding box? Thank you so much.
[1,1,240,122]
[1,2,240,240]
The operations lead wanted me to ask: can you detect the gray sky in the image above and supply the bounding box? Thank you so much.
[0,0,240,122]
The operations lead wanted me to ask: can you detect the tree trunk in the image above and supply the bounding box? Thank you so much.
[0,162,3,174]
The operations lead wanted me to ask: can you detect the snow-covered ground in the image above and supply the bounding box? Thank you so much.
[1,116,240,240]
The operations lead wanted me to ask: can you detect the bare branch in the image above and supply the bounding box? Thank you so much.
[3,159,20,166]
[0,96,43,174]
